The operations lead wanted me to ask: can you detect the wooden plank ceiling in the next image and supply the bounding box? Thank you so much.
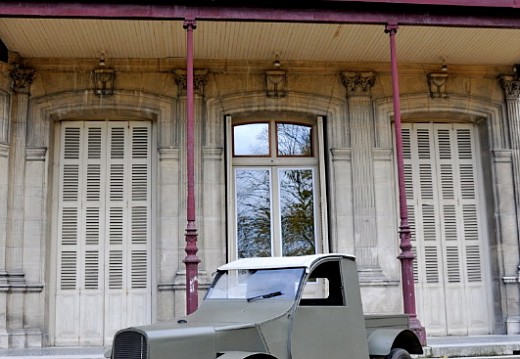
[0,18,519,65]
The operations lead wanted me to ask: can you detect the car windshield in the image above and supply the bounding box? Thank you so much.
[206,267,305,301]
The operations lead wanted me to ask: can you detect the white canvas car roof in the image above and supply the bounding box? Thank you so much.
[218,253,355,272]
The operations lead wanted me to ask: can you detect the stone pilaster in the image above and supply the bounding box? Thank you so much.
[6,65,34,347]
[157,148,180,321]
[342,71,384,281]
[499,75,520,333]
[0,63,12,349]
[0,144,9,349]
[329,149,353,254]
[23,148,46,347]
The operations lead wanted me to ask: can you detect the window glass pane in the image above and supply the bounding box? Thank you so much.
[280,169,316,256]
[277,123,312,156]
[235,169,272,257]
[206,268,304,300]
[233,123,269,156]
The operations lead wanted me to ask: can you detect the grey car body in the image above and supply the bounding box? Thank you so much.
[109,254,423,359]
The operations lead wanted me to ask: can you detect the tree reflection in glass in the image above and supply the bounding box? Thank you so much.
[277,123,312,156]
[280,169,316,256]
[235,169,272,258]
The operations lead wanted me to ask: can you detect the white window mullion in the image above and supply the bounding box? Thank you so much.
[316,116,328,254]
[272,169,281,257]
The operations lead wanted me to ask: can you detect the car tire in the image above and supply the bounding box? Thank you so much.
[385,348,412,359]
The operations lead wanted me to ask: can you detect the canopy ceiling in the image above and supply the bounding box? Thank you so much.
[0,1,520,67]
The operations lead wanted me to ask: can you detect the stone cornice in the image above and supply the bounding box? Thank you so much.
[0,143,9,158]
[26,147,47,161]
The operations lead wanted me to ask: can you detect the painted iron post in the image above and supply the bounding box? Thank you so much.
[183,18,200,315]
[385,23,426,345]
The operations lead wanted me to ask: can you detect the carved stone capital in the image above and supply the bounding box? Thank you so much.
[499,75,520,101]
[173,69,208,97]
[341,71,376,97]
[10,65,35,94]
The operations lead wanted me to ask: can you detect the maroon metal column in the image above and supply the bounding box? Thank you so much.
[385,23,426,345]
[183,17,200,315]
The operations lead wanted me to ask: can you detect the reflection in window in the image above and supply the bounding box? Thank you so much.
[280,169,316,256]
[235,169,272,258]
[231,117,322,260]
[233,123,269,156]
[277,123,312,156]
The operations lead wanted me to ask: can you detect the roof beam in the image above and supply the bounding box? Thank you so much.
[1,2,520,28]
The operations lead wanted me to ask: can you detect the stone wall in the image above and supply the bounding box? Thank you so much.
[0,57,516,346]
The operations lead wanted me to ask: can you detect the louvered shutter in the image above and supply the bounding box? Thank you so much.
[56,121,151,346]
[403,123,489,336]
[404,125,446,334]
[56,122,106,345]
[104,122,151,343]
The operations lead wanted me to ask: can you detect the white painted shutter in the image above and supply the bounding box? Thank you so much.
[56,121,151,346]
[57,122,106,346]
[403,123,489,336]
[104,122,151,343]
[404,125,446,335]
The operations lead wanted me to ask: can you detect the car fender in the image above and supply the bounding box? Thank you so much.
[218,351,278,359]
[367,328,423,356]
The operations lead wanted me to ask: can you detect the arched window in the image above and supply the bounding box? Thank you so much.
[227,115,328,259]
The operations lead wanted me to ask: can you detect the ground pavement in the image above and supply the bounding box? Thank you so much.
[0,335,518,358]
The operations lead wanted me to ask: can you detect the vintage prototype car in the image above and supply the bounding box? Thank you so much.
[108,254,423,359]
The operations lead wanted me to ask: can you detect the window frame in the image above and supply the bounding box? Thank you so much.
[226,114,329,261]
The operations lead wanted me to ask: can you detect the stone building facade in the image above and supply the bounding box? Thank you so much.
[0,1,519,348]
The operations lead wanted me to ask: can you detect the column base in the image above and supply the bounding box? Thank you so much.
[8,328,25,349]
[506,316,520,334]
[25,328,42,347]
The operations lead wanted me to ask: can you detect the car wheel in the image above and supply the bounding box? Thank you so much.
[385,348,412,359]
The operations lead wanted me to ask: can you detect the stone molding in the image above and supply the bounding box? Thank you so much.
[158,148,180,161]
[373,93,506,150]
[493,150,512,163]
[331,148,351,161]
[25,147,47,161]
[28,90,177,148]
[372,148,393,161]
[0,271,43,293]
[202,147,223,160]
[0,143,8,158]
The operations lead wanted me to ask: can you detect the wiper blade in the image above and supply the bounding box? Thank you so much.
[247,291,283,302]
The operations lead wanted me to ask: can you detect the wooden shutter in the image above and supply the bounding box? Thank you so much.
[104,122,151,343]
[403,123,489,336]
[56,121,151,346]
[57,122,106,345]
